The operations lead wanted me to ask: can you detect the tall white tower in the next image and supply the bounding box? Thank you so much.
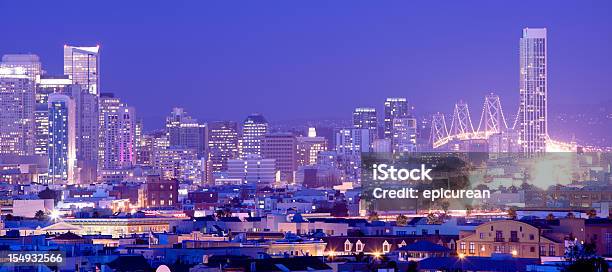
[518,28,547,154]
[64,45,100,96]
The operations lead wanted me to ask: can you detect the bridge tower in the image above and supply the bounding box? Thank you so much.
[430,112,448,147]
[449,100,475,136]
[477,93,508,137]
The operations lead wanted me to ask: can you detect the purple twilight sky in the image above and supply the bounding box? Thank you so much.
[1,1,611,129]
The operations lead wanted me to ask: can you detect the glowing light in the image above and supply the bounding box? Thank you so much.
[50,210,62,221]
[373,251,382,259]
[511,250,518,256]
[458,253,465,259]
[546,138,577,152]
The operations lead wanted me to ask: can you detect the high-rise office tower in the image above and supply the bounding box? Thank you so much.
[47,94,76,184]
[391,117,417,153]
[261,133,297,183]
[71,86,99,182]
[1,54,43,83]
[208,121,239,172]
[296,132,328,166]
[384,98,409,140]
[335,128,370,156]
[165,108,208,158]
[240,113,268,158]
[518,28,548,154]
[353,107,378,146]
[34,75,73,156]
[63,45,100,96]
[152,147,197,180]
[0,68,35,156]
[134,119,145,164]
[335,128,370,182]
[137,131,169,167]
[34,103,50,156]
[98,93,135,170]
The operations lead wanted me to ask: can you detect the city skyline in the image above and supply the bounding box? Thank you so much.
[1,1,611,127]
[0,3,611,271]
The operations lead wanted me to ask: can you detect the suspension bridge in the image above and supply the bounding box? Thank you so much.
[430,93,510,149]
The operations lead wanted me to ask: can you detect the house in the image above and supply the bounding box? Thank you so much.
[457,220,565,258]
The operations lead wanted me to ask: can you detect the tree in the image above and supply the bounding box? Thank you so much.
[367,211,379,222]
[215,209,226,219]
[37,187,59,204]
[465,204,474,216]
[507,208,517,220]
[546,213,556,221]
[331,201,349,217]
[223,206,232,218]
[587,209,597,219]
[396,214,408,226]
[34,210,46,221]
[4,214,14,221]
[566,212,576,219]
[426,212,443,224]
[564,243,608,272]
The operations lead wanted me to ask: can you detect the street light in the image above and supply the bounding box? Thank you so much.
[49,210,61,222]
[373,251,382,259]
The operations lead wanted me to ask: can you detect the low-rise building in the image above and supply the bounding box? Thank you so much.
[458,220,565,258]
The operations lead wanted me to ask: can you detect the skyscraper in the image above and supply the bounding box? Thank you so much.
[71,86,99,182]
[152,147,197,180]
[63,45,100,96]
[208,121,239,172]
[240,113,268,158]
[165,108,208,158]
[34,75,73,156]
[391,117,417,153]
[384,98,409,140]
[353,107,378,146]
[47,94,76,184]
[335,128,370,182]
[518,28,547,154]
[335,128,370,156]
[262,133,297,183]
[1,54,42,83]
[98,93,136,170]
[0,68,35,156]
